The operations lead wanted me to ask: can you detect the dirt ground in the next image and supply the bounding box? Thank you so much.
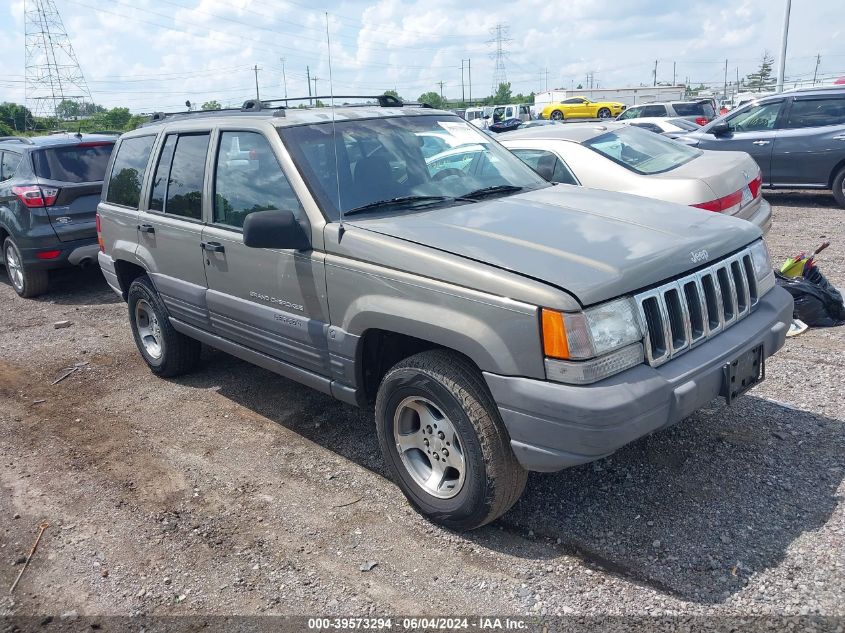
[1,192,843,622]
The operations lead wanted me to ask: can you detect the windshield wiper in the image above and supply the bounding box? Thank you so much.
[458,185,524,200]
[345,195,451,217]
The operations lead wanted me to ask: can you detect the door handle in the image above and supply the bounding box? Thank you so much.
[201,241,225,253]
[138,224,155,234]
[752,140,771,146]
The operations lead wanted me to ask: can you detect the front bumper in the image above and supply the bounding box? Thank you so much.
[484,286,793,472]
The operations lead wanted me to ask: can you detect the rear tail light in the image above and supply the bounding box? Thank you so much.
[36,250,62,260]
[694,116,709,126]
[12,185,59,208]
[96,212,104,252]
[749,171,762,198]
[692,190,743,213]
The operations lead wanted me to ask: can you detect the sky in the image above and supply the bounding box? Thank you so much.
[1,0,843,113]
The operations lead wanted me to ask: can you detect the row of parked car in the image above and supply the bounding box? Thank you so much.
[0,88,836,529]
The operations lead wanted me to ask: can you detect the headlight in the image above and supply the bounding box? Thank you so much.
[541,297,644,384]
[749,239,775,296]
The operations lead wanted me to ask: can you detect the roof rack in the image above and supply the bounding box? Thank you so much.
[143,94,433,126]
[0,136,35,144]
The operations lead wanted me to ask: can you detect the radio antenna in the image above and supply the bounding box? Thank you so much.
[326,11,344,237]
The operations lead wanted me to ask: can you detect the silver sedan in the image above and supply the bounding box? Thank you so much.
[498,122,772,234]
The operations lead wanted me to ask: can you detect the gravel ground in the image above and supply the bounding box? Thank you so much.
[0,193,843,624]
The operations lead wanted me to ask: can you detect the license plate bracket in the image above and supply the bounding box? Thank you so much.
[721,344,765,405]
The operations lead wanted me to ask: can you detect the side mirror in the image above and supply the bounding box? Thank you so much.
[243,209,310,251]
[710,121,730,136]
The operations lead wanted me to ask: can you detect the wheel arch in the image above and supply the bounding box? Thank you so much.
[827,156,845,189]
[113,258,148,300]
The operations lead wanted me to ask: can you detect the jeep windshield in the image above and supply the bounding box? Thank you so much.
[278,114,548,220]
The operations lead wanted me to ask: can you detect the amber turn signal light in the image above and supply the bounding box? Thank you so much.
[541,308,570,359]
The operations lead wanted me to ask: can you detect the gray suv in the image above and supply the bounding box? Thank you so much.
[97,97,792,530]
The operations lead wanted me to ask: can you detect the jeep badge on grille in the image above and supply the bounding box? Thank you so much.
[690,249,710,264]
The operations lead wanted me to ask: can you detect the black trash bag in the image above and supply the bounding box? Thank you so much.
[775,268,845,327]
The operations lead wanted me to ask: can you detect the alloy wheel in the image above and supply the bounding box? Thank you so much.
[134,298,164,360]
[4,243,24,293]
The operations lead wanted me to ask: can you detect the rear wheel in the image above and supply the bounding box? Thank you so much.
[833,165,845,209]
[550,110,564,121]
[3,237,49,298]
[375,350,527,530]
[127,275,201,377]
[597,107,612,119]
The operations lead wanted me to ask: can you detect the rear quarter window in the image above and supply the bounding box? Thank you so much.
[32,143,114,183]
[786,97,845,128]
[105,135,156,208]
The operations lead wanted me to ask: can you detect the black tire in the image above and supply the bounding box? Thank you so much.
[597,107,611,119]
[127,275,201,377]
[833,165,845,209]
[3,237,49,298]
[550,110,564,121]
[375,350,527,530]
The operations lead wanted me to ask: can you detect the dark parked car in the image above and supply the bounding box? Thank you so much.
[617,100,717,126]
[677,87,845,208]
[0,133,115,297]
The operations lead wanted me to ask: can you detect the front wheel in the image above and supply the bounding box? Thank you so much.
[833,165,845,209]
[3,237,48,298]
[127,275,201,377]
[375,350,527,530]
[597,107,612,119]
[550,110,564,121]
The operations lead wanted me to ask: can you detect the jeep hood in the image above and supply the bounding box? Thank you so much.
[348,186,761,306]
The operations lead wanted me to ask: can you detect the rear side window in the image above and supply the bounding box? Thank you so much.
[32,143,113,183]
[149,133,209,220]
[511,148,579,185]
[1,152,21,181]
[213,131,303,228]
[617,107,641,120]
[786,98,845,128]
[641,105,668,117]
[106,136,155,208]
[673,102,716,118]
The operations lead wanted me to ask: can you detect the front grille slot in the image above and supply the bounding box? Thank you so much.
[635,246,760,367]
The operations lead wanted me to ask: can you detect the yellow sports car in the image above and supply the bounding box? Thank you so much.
[541,97,626,120]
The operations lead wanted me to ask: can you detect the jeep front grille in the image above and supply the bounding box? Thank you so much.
[634,247,758,366]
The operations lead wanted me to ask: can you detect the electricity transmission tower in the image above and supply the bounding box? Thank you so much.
[488,24,510,95]
[24,0,92,124]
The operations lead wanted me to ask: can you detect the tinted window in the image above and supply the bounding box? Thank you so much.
[562,98,584,104]
[32,143,113,183]
[641,105,668,117]
[727,101,783,132]
[1,152,21,181]
[164,134,209,220]
[584,126,701,174]
[149,135,177,212]
[668,118,700,131]
[673,102,716,118]
[511,148,578,185]
[214,131,302,228]
[106,135,155,208]
[786,98,845,128]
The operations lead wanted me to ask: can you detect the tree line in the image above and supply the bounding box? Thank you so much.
[0,100,147,136]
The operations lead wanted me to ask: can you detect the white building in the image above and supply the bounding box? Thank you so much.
[533,86,687,110]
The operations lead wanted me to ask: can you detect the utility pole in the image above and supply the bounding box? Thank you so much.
[253,65,260,101]
[723,59,728,100]
[468,59,472,104]
[776,0,792,93]
[311,76,319,100]
[544,67,549,91]
[813,53,821,85]
[280,57,288,100]
[673,61,676,86]
[437,80,445,103]
[306,65,312,105]
[653,60,658,87]
[461,60,466,104]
